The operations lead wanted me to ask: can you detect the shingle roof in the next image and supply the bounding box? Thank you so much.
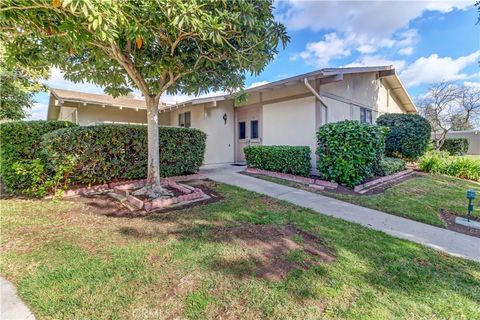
[51,88,147,109]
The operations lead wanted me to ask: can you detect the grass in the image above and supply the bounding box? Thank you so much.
[1,183,480,319]
[249,173,480,228]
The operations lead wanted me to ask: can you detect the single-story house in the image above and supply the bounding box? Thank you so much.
[47,65,417,168]
[444,129,480,155]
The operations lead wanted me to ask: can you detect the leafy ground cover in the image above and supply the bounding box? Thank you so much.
[249,173,480,228]
[1,182,479,319]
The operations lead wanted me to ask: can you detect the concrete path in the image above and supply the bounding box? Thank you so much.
[1,277,35,320]
[201,164,480,262]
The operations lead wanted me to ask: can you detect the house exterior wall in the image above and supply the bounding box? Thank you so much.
[320,73,407,124]
[163,100,235,164]
[50,71,413,168]
[58,102,148,125]
[262,96,317,167]
[444,130,480,155]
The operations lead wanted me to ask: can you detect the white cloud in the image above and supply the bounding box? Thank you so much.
[248,81,270,88]
[464,81,480,89]
[43,68,106,94]
[344,55,407,72]
[400,51,480,87]
[161,90,227,105]
[291,26,419,67]
[357,44,377,54]
[278,1,471,37]
[26,102,49,120]
[398,47,414,55]
[291,32,352,67]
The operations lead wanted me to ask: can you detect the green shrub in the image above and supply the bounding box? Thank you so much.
[41,125,206,186]
[375,157,406,176]
[0,120,78,195]
[316,120,388,187]
[244,145,311,177]
[376,114,431,160]
[419,151,480,181]
[440,138,469,156]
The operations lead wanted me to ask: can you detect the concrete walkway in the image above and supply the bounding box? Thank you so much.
[201,164,480,262]
[1,277,35,320]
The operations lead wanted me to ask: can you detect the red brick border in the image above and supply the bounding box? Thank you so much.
[245,167,338,189]
[47,173,205,199]
[353,169,413,193]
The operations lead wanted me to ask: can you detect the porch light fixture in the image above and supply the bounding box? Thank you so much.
[466,189,476,222]
[223,113,228,125]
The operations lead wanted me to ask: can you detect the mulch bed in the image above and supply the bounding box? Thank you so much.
[211,223,335,281]
[242,171,420,196]
[440,209,480,238]
[69,179,223,218]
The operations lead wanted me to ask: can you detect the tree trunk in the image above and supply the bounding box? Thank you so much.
[145,95,162,190]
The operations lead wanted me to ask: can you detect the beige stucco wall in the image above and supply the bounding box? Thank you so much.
[320,73,407,123]
[163,100,235,164]
[58,106,77,123]
[262,96,317,167]
[60,102,148,126]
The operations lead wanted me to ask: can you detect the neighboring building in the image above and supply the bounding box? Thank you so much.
[444,129,480,155]
[47,65,417,167]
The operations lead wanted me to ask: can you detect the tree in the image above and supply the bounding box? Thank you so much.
[0,48,47,120]
[419,82,480,149]
[0,0,288,194]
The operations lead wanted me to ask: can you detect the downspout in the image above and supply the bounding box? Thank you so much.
[303,78,328,123]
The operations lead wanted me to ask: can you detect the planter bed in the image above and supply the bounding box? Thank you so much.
[245,167,416,195]
[119,179,207,212]
[46,173,205,199]
[353,169,414,193]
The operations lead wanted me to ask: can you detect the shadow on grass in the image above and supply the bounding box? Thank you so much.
[117,184,480,309]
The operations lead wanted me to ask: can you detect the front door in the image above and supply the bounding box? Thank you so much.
[235,105,261,163]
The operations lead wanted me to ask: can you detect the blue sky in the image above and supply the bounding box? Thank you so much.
[29,1,480,120]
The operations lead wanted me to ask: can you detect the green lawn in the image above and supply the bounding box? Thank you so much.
[1,183,479,319]
[249,174,480,228]
[464,155,480,160]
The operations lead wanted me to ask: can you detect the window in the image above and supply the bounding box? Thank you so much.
[239,122,246,139]
[360,107,372,124]
[178,111,191,128]
[250,120,259,139]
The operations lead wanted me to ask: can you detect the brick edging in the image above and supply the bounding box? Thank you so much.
[46,173,205,199]
[353,169,413,192]
[245,167,338,189]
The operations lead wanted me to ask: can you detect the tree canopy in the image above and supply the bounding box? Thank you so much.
[1,0,289,191]
[0,48,47,120]
[1,0,288,98]
[419,82,480,148]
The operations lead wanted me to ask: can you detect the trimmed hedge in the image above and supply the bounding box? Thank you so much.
[419,151,480,181]
[244,145,311,177]
[41,125,207,186]
[316,120,387,187]
[376,114,431,160]
[0,120,78,194]
[440,138,469,156]
[375,157,406,177]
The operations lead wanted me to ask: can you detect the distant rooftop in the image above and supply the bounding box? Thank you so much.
[50,88,148,109]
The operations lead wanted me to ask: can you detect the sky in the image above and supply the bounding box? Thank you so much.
[28,0,480,120]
